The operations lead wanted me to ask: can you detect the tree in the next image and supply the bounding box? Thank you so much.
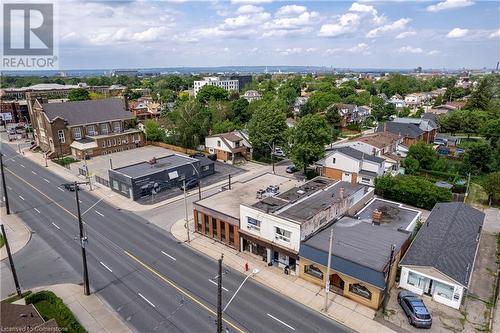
[248,101,287,159]
[438,112,462,135]
[403,156,420,175]
[165,100,211,148]
[482,172,500,205]
[212,120,240,134]
[325,104,341,128]
[300,91,340,116]
[278,86,299,109]
[406,142,437,170]
[144,120,166,142]
[461,141,492,175]
[68,88,90,101]
[286,114,331,174]
[231,98,250,124]
[466,77,493,110]
[481,118,500,145]
[196,85,229,103]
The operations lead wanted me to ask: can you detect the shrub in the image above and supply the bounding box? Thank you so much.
[375,175,452,210]
[54,157,79,166]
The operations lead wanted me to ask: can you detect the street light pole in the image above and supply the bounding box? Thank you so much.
[0,153,11,215]
[223,268,259,313]
[324,228,333,312]
[73,181,90,296]
[1,224,21,296]
[217,254,224,333]
[183,179,190,243]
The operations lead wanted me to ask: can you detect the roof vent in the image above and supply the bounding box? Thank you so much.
[297,190,305,195]
[148,157,157,165]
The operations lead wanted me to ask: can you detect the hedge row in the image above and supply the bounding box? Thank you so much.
[25,291,87,333]
[375,175,452,210]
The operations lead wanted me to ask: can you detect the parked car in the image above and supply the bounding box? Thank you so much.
[179,178,199,191]
[273,147,286,157]
[207,154,217,161]
[286,165,298,173]
[63,183,80,192]
[398,291,432,328]
[190,152,205,159]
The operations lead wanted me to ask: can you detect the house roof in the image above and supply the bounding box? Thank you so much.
[331,146,385,164]
[0,303,58,331]
[208,131,242,142]
[400,203,484,287]
[377,121,424,139]
[392,117,438,131]
[352,132,400,149]
[42,98,132,126]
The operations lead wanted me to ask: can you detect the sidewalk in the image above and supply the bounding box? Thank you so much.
[15,284,132,333]
[171,218,396,333]
[0,207,31,261]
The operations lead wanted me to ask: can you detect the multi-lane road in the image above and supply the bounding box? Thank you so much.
[0,143,353,333]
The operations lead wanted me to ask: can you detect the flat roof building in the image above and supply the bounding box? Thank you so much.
[109,154,214,200]
[300,198,421,309]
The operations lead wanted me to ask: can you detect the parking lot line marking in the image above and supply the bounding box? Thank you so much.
[31,170,37,175]
[208,279,228,292]
[7,186,12,190]
[95,210,104,217]
[99,261,113,272]
[58,188,64,192]
[124,250,244,333]
[43,178,50,183]
[19,164,25,168]
[138,293,155,308]
[51,222,60,230]
[34,208,40,214]
[161,251,177,261]
[18,195,25,201]
[266,313,295,331]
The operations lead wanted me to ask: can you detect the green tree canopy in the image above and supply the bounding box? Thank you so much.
[144,120,166,142]
[68,88,90,101]
[285,114,331,173]
[231,98,250,124]
[406,142,437,170]
[165,100,211,148]
[196,85,229,103]
[300,91,340,116]
[482,171,500,205]
[248,101,287,157]
[461,141,493,175]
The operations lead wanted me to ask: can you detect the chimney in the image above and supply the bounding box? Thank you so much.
[372,209,382,225]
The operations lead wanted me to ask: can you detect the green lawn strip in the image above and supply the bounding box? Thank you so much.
[0,233,4,248]
[26,291,87,333]
[1,291,32,304]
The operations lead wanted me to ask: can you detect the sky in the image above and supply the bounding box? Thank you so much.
[46,0,500,69]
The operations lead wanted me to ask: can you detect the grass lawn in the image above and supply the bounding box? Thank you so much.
[0,233,4,248]
[1,291,32,304]
[466,182,489,206]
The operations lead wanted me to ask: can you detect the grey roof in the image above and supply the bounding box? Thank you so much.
[332,146,385,164]
[42,98,132,126]
[359,170,378,177]
[112,154,199,178]
[377,121,424,139]
[392,117,438,131]
[400,203,484,287]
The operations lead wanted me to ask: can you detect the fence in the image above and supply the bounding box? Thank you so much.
[147,141,201,156]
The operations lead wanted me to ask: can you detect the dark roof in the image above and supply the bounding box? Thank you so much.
[111,154,201,178]
[0,303,50,330]
[359,169,378,177]
[400,203,484,287]
[42,98,132,126]
[377,121,424,139]
[334,146,385,164]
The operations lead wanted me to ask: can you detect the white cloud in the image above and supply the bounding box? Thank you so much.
[349,2,376,15]
[396,31,417,39]
[398,46,423,54]
[325,43,370,55]
[230,0,273,4]
[348,43,369,53]
[237,5,264,14]
[490,29,500,38]
[366,18,411,38]
[276,5,307,17]
[427,0,474,12]
[427,50,440,55]
[319,12,361,37]
[276,47,317,55]
[131,27,167,42]
[447,27,469,38]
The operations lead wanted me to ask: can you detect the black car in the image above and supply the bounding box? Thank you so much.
[179,178,199,191]
[189,152,205,159]
[398,291,432,328]
[286,165,298,173]
[63,183,80,192]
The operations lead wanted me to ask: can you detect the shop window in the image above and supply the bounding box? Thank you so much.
[120,184,128,194]
[229,224,234,245]
[212,217,217,239]
[221,222,226,242]
[204,214,209,236]
[304,265,323,280]
[275,227,291,243]
[196,212,202,232]
[349,283,372,300]
[433,281,454,300]
[112,180,119,190]
[247,217,261,231]
[407,271,425,289]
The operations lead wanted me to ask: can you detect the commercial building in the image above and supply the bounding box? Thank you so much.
[193,174,302,250]
[399,203,484,309]
[300,198,421,309]
[239,178,373,274]
[193,77,239,96]
[108,154,214,200]
[27,96,144,159]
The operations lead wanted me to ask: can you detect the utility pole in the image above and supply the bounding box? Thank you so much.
[324,228,333,312]
[0,153,10,215]
[71,181,91,296]
[1,224,21,296]
[217,254,224,333]
[183,179,190,243]
[271,142,275,174]
[382,244,396,312]
[464,172,471,203]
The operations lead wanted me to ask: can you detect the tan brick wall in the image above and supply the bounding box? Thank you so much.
[323,167,343,181]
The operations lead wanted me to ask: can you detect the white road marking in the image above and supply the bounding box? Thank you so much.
[161,251,177,261]
[18,195,25,201]
[58,188,64,192]
[208,279,228,292]
[266,313,295,331]
[99,261,113,272]
[7,186,12,190]
[31,170,37,175]
[51,222,60,230]
[95,210,104,217]
[138,293,156,308]
[34,208,41,214]
[79,200,82,203]
[43,178,50,183]
[20,164,25,168]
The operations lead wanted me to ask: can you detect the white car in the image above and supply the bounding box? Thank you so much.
[273,147,286,157]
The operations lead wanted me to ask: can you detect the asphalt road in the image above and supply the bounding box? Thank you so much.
[0,143,353,333]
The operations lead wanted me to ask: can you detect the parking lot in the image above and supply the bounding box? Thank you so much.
[71,146,245,204]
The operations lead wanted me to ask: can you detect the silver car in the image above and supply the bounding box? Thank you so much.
[398,291,432,329]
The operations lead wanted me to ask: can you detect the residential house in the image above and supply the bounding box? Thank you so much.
[239,178,372,274]
[389,94,406,108]
[335,104,371,126]
[392,117,438,143]
[404,93,429,108]
[377,117,438,146]
[293,96,309,115]
[205,131,252,163]
[399,203,484,309]
[315,146,385,186]
[27,95,144,159]
[243,90,262,102]
[300,198,421,309]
